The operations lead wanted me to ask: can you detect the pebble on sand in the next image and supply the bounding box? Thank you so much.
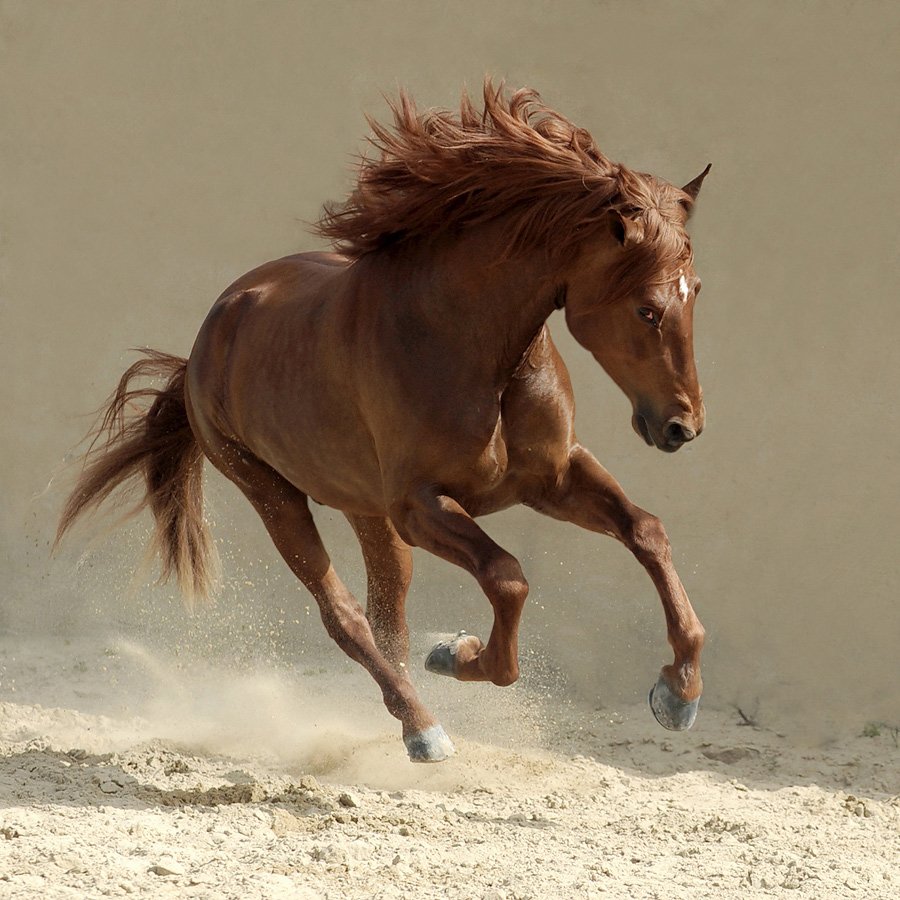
[149,859,186,877]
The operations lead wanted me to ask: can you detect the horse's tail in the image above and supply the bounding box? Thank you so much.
[55,349,218,605]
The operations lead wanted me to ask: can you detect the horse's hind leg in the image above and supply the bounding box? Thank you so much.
[201,440,454,761]
[346,515,412,672]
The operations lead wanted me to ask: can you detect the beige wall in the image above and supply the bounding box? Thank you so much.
[2,1,898,735]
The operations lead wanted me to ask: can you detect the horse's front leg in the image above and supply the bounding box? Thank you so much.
[536,445,705,730]
[390,491,528,687]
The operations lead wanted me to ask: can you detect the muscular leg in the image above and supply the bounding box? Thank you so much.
[390,491,528,687]
[198,436,453,759]
[535,444,705,730]
[346,514,413,672]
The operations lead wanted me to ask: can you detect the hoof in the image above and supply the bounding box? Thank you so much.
[425,631,474,678]
[404,724,456,763]
[648,675,700,731]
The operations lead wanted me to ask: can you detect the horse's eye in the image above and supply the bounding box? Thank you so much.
[637,307,660,328]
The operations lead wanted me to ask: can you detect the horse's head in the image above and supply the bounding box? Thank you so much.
[564,166,710,453]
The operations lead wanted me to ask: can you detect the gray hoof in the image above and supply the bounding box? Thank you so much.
[424,631,470,677]
[404,724,456,763]
[648,674,700,731]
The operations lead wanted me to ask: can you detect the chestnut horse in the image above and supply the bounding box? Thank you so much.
[58,83,711,762]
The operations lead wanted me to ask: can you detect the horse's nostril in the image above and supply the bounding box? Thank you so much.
[664,421,695,445]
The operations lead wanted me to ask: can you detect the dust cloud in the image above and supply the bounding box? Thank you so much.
[3,0,899,752]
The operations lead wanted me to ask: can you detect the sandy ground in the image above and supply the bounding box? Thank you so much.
[0,634,897,900]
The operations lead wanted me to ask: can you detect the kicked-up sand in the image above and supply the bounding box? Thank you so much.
[0,634,896,899]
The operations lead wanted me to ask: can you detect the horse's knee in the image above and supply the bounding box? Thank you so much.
[625,511,671,564]
[477,552,528,608]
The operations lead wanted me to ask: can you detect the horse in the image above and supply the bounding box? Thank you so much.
[57,82,711,762]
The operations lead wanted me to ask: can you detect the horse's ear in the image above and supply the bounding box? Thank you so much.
[681,163,712,204]
[610,210,645,249]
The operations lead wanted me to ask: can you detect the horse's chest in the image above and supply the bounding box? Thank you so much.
[469,418,510,486]
[451,417,543,515]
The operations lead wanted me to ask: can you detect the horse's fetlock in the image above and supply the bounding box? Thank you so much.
[685,623,706,654]
[491,667,519,687]
[382,684,418,721]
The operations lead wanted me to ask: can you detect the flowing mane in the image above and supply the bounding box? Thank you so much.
[316,80,694,288]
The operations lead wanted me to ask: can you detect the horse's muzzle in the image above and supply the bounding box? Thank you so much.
[634,412,703,452]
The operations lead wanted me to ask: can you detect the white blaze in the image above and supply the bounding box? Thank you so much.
[678,272,690,303]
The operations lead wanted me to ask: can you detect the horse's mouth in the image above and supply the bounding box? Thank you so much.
[633,413,685,452]
[633,414,654,447]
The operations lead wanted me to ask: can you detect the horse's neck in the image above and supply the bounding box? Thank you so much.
[381,231,562,388]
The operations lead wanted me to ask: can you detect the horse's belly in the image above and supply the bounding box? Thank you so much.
[250,421,386,515]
